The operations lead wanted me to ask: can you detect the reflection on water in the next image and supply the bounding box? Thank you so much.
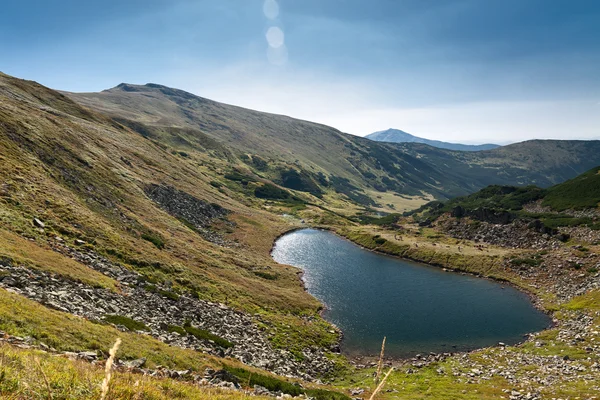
[272,229,550,357]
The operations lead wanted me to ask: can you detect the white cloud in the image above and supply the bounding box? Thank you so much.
[169,64,600,143]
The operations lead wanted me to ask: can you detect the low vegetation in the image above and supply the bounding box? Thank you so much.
[183,321,234,349]
[103,315,150,332]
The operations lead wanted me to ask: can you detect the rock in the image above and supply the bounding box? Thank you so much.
[78,351,98,360]
[33,218,45,228]
[124,358,146,368]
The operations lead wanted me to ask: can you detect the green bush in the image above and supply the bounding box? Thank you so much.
[141,233,165,249]
[183,322,233,348]
[104,315,149,331]
[166,325,187,335]
[224,172,257,184]
[159,289,180,301]
[510,258,542,267]
[222,367,351,399]
[254,271,278,280]
[374,237,387,245]
[254,183,291,200]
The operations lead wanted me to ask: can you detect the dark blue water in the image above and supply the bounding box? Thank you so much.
[271,229,550,357]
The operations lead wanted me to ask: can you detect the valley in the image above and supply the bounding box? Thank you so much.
[0,72,599,399]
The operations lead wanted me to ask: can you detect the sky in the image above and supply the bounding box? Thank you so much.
[1,0,599,143]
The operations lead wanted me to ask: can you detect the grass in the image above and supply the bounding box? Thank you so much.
[0,229,117,290]
[166,324,187,335]
[542,165,600,210]
[0,342,271,399]
[0,287,351,398]
[141,232,165,249]
[223,366,351,400]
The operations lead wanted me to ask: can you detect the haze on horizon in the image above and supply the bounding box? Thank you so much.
[1,0,599,144]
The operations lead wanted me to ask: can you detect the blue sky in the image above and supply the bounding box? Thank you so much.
[1,0,599,142]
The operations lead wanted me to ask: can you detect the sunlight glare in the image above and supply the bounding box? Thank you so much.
[266,26,284,48]
[263,0,279,20]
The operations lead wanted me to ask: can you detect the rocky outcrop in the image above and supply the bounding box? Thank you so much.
[0,246,335,381]
[144,184,235,246]
[440,218,562,249]
[450,206,515,225]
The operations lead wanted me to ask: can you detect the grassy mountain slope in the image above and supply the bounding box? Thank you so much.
[0,72,341,361]
[411,165,600,232]
[366,128,499,151]
[67,84,600,205]
[393,140,600,191]
[3,72,600,399]
[543,165,600,210]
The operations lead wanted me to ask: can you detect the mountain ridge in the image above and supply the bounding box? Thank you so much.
[63,81,600,209]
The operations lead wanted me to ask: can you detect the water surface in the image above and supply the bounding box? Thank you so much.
[272,229,550,357]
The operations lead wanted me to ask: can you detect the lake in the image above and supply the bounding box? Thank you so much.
[271,229,550,357]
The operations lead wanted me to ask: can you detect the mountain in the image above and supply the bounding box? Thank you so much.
[3,72,600,398]
[366,128,500,151]
[64,83,600,209]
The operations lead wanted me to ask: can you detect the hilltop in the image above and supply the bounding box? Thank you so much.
[66,83,600,209]
[366,128,500,151]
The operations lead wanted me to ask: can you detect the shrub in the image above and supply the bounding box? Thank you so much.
[166,325,187,335]
[222,366,351,399]
[104,315,149,331]
[374,237,387,245]
[510,258,542,267]
[254,183,291,200]
[141,233,165,249]
[159,289,180,301]
[254,271,278,280]
[183,322,233,348]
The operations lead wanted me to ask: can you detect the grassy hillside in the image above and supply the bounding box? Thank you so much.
[411,165,600,231]
[67,84,600,208]
[543,165,600,210]
[0,72,344,367]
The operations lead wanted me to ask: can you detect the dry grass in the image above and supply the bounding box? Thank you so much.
[0,229,117,290]
[374,337,386,384]
[0,342,271,399]
[100,338,121,400]
[368,367,393,400]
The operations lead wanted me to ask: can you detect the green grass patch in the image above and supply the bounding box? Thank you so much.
[254,271,278,280]
[159,289,180,301]
[183,321,233,349]
[254,183,292,200]
[223,366,350,400]
[141,232,165,249]
[104,314,150,331]
[166,324,187,335]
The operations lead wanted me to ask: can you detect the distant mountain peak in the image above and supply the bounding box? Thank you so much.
[366,128,500,152]
[107,82,211,104]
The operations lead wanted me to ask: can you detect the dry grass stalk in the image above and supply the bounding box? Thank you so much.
[33,356,54,400]
[368,367,394,400]
[100,338,122,400]
[374,336,386,384]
